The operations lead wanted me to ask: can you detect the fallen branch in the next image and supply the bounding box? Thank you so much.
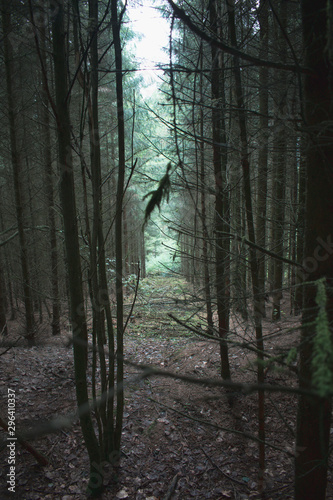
[0,416,48,466]
[201,447,244,486]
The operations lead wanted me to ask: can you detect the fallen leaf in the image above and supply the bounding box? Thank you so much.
[116,489,129,499]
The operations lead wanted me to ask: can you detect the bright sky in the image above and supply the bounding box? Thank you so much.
[127,0,170,94]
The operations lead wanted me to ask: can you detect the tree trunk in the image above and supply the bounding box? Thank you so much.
[88,0,109,457]
[210,0,231,381]
[2,0,35,339]
[111,0,125,452]
[88,0,116,459]
[270,1,288,321]
[0,256,7,335]
[140,233,146,279]
[226,0,265,487]
[295,1,333,498]
[52,2,101,495]
[39,8,60,336]
[198,41,214,334]
[294,140,306,315]
[256,0,269,318]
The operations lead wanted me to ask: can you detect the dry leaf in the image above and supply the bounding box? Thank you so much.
[116,489,129,499]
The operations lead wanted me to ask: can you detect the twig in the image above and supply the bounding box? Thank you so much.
[123,264,140,333]
[147,397,294,457]
[0,417,48,466]
[0,345,12,356]
[163,472,180,500]
[201,447,245,486]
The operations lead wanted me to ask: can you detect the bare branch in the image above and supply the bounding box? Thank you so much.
[167,0,307,73]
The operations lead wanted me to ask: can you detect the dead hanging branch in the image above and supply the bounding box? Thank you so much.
[143,163,172,227]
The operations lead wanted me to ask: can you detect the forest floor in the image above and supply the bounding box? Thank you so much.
[0,277,332,500]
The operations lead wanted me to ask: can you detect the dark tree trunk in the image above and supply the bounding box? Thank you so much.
[111,0,125,452]
[210,0,231,381]
[256,0,269,318]
[88,0,116,458]
[0,257,7,335]
[52,2,101,495]
[226,0,265,487]
[270,1,288,321]
[295,1,333,498]
[294,142,306,315]
[88,0,108,456]
[198,42,214,334]
[39,9,60,336]
[2,0,35,339]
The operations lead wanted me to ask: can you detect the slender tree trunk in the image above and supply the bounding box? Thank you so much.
[0,214,16,320]
[111,0,125,452]
[226,0,265,486]
[2,0,35,339]
[271,131,287,321]
[294,140,306,314]
[295,1,333,498]
[198,41,214,333]
[270,1,288,320]
[52,3,101,495]
[0,256,7,335]
[40,9,60,336]
[123,204,130,277]
[26,157,43,321]
[88,0,116,458]
[232,166,248,320]
[88,0,109,458]
[289,155,298,314]
[140,234,146,279]
[210,0,231,381]
[200,144,214,333]
[256,0,269,318]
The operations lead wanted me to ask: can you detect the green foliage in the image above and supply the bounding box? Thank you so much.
[312,278,333,397]
[146,253,172,274]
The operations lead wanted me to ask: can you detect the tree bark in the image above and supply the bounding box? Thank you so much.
[2,0,35,339]
[0,256,7,335]
[226,0,265,486]
[210,0,231,381]
[39,7,60,336]
[88,0,108,457]
[294,141,306,314]
[52,2,101,495]
[198,40,214,334]
[295,1,333,498]
[256,0,269,318]
[270,1,288,321]
[111,0,125,452]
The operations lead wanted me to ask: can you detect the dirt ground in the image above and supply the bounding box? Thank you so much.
[0,288,332,499]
